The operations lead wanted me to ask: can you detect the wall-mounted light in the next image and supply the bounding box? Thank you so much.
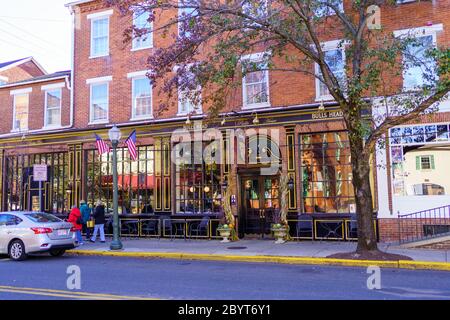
[221,116,226,126]
[287,177,295,190]
[252,112,259,125]
[318,100,325,111]
[185,115,191,125]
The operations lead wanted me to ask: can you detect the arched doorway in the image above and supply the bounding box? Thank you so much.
[238,134,282,238]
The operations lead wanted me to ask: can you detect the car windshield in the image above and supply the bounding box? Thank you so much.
[24,213,61,223]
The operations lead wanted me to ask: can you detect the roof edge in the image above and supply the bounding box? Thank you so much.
[0,73,70,89]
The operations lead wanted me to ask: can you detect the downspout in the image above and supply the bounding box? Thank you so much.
[68,5,75,128]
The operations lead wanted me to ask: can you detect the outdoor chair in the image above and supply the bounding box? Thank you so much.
[296,215,313,239]
[189,216,210,238]
[347,214,358,239]
[121,219,140,239]
[141,219,160,238]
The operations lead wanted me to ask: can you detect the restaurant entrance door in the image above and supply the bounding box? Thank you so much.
[240,175,280,238]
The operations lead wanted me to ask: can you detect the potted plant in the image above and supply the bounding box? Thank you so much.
[270,175,291,244]
[217,174,239,242]
[217,223,232,243]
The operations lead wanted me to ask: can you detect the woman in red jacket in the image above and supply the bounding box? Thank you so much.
[68,205,83,245]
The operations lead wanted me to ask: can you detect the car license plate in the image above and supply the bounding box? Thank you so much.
[57,229,68,236]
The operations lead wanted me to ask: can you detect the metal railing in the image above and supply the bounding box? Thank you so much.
[87,217,229,240]
[398,205,450,244]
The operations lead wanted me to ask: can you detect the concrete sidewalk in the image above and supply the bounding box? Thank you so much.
[69,238,450,270]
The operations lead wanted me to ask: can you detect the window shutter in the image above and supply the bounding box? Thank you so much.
[416,156,420,170]
[430,155,435,169]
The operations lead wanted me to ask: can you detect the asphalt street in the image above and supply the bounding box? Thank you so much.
[0,254,450,300]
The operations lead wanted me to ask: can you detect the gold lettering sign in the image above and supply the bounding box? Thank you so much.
[312,110,343,120]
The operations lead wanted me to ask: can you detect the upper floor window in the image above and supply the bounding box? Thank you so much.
[242,53,270,109]
[315,41,346,101]
[177,66,202,115]
[45,89,62,127]
[314,0,344,17]
[12,92,29,131]
[132,9,153,50]
[178,0,198,37]
[132,77,152,119]
[242,0,268,26]
[89,11,113,58]
[394,24,443,91]
[89,80,109,123]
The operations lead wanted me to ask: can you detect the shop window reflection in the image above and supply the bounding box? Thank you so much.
[300,132,355,214]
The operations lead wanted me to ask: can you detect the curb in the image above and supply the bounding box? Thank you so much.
[69,250,450,271]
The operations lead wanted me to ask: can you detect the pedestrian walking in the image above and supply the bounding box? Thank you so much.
[80,200,92,240]
[90,200,106,243]
[68,205,83,245]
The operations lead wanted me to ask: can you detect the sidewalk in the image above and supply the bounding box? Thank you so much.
[70,238,450,271]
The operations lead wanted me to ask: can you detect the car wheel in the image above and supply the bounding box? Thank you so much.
[8,240,27,261]
[49,249,66,257]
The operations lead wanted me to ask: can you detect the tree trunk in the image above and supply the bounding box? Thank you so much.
[349,133,378,253]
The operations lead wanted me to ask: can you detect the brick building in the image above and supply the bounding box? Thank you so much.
[0,0,448,242]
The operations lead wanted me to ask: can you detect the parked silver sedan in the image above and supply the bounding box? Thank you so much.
[0,211,76,261]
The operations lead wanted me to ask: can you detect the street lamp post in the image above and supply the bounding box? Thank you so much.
[109,125,123,250]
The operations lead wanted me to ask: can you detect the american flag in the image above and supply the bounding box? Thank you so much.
[125,130,138,161]
[95,134,110,155]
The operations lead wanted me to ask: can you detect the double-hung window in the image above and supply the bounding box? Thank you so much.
[394,24,442,91]
[12,91,30,131]
[242,52,270,109]
[45,89,62,127]
[89,10,113,58]
[178,0,198,38]
[132,77,152,119]
[88,77,111,124]
[132,9,153,50]
[177,64,202,115]
[314,0,344,17]
[242,0,268,27]
[315,40,346,101]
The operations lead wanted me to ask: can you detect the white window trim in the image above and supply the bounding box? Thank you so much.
[41,82,66,91]
[131,9,153,51]
[87,9,114,20]
[314,0,344,18]
[43,88,62,129]
[10,87,32,96]
[314,40,347,101]
[394,24,443,91]
[11,93,29,132]
[89,15,110,59]
[89,82,110,125]
[241,52,271,110]
[0,75,8,82]
[86,76,112,85]
[175,63,203,116]
[131,76,153,121]
[127,70,151,79]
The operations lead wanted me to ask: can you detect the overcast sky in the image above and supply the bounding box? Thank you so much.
[0,0,72,73]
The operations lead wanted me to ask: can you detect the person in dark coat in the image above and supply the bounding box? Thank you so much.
[90,200,106,243]
[80,200,92,240]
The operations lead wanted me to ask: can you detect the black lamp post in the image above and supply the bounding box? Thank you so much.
[109,125,123,250]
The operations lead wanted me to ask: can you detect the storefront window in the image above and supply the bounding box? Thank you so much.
[5,153,69,214]
[175,143,221,214]
[300,132,355,214]
[390,123,450,196]
[86,145,155,214]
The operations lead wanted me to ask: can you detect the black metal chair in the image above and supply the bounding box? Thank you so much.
[296,214,313,239]
[141,219,160,238]
[347,213,358,239]
[189,216,210,238]
[161,217,174,239]
[121,219,140,238]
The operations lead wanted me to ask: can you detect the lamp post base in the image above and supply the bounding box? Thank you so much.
[110,240,123,251]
